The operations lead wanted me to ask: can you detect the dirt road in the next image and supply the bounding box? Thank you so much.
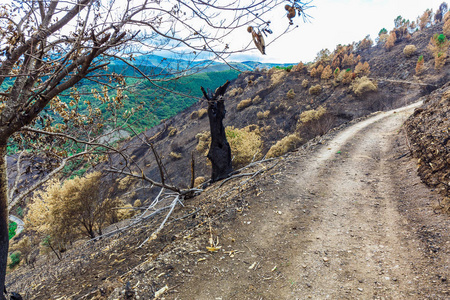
[173,102,449,299]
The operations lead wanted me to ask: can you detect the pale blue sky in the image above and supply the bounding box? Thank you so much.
[232,0,446,63]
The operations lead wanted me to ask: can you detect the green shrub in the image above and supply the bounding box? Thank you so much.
[9,252,21,269]
[8,222,17,240]
[275,65,293,72]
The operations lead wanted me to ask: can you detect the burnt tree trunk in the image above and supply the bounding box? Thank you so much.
[0,144,8,300]
[201,81,232,182]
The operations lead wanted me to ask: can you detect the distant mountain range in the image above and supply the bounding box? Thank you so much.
[108,54,295,76]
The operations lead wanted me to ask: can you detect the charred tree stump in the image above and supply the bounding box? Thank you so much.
[201,81,232,182]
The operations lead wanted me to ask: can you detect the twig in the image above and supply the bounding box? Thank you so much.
[138,195,182,248]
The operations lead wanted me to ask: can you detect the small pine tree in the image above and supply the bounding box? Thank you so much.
[415,55,425,75]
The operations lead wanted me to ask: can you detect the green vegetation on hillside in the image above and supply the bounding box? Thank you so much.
[9,221,17,240]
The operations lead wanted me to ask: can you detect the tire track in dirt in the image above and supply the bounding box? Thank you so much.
[283,102,425,299]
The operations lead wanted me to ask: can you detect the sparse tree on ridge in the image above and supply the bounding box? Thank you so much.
[0,0,314,295]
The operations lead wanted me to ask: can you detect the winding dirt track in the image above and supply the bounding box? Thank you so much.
[174,101,449,299]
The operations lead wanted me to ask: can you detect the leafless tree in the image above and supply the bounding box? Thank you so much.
[0,0,314,295]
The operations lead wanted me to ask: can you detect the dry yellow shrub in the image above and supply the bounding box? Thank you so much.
[190,111,199,119]
[237,98,252,111]
[198,108,208,119]
[226,126,263,167]
[270,69,287,85]
[196,126,263,167]
[309,84,322,95]
[266,134,302,158]
[194,176,206,187]
[299,106,327,124]
[351,76,378,96]
[252,95,262,104]
[195,132,210,153]
[26,172,121,242]
[301,79,309,88]
[117,176,134,190]
[133,199,142,207]
[286,89,296,99]
[117,203,136,221]
[257,110,270,119]
[169,151,182,159]
[228,87,243,97]
[168,126,177,137]
[403,45,417,57]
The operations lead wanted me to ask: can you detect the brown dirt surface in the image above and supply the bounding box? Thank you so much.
[7,102,449,299]
[167,102,450,300]
[405,82,450,213]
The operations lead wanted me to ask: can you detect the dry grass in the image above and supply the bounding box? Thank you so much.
[266,134,302,158]
[252,95,262,104]
[351,76,378,96]
[297,106,335,138]
[196,126,263,168]
[444,19,450,36]
[169,151,182,160]
[237,98,252,111]
[198,108,208,119]
[257,110,270,119]
[286,89,296,99]
[226,126,263,168]
[228,87,243,97]
[298,106,327,124]
[168,126,177,137]
[403,45,417,57]
[270,69,287,85]
[133,199,142,207]
[190,111,199,119]
[301,79,309,89]
[194,176,206,187]
[118,176,135,190]
[195,132,211,154]
[309,84,322,95]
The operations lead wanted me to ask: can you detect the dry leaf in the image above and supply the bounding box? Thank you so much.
[206,246,222,252]
[154,284,169,299]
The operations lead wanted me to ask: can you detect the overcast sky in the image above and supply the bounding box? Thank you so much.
[230,0,446,63]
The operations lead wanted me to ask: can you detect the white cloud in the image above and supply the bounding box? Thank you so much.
[231,0,445,63]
